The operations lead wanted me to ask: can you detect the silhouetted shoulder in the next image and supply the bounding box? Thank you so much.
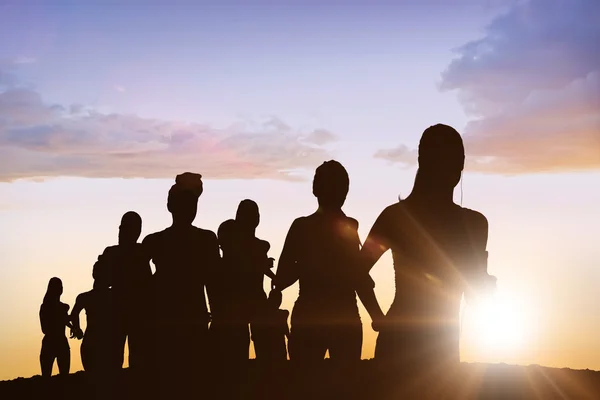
[257,238,271,253]
[460,207,489,250]
[193,226,218,242]
[101,245,119,255]
[141,229,173,253]
[461,208,488,230]
[345,216,359,231]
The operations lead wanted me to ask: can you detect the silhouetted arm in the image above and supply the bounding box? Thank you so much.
[360,209,392,274]
[273,220,301,291]
[70,295,85,339]
[463,210,494,302]
[356,209,394,328]
[141,234,157,274]
[204,231,221,316]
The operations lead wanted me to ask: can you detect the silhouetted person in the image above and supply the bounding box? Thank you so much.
[251,289,289,362]
[358,124,497,369]
[92,211,152,371]
[234,199,276,358]
[70,269,120,374]
[208,218,251,363]
[273,160,376,362]
[39,277,72,377]
[142,172,220,381]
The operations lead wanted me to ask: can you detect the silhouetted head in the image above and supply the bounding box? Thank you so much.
[43,277,63,304]
[313,160,349,210]
[217,219,237,253]
[167,172,203,225]
[118,211,142,245]
[268,289,282,309]
[417,124,465,190]
[235,199,260,231]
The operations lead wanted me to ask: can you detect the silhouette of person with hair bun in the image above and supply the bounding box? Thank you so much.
[70,268,120,374]
[142,172,220,380]
[39,277,73,377]
[273,160,376,362]
[359,124,496,369]
[92,211,152,371]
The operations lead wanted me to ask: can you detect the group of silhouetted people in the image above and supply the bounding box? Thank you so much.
[40,124,497,384]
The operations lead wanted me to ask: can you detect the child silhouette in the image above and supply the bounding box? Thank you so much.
[39,277,73,377]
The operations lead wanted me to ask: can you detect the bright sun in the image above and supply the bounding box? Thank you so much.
[464,293,530,353]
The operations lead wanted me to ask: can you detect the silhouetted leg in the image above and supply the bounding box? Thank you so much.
[40,337,55,377]
[128,321,145,370]
[288,323,327,362]
[56,336,70,375]
[328,321,363,361]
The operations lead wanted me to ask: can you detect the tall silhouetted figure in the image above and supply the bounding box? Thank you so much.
[92,211,152,371]
[70,268,120,374]
[273,160,376,362]
[39,277,72,377]
[234,199,276,359]
[251,289,289,362]
[208,218,251,363]
[359,124,496,369]
[142,172,220,382]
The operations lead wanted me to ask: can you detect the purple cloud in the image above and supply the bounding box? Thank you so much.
[0,86,333,182]
[376,0,600,174]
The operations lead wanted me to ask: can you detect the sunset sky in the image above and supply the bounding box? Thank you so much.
[1,0,599,381]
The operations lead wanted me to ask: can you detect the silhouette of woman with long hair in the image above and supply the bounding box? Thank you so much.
[234,199,276,359]
[142,172,220,380]
[70,268,120,374]
[359,124,496,369]
[273,161,376,362]
[39,277,73,377]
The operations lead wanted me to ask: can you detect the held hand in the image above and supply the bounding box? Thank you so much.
[371,312,386,332]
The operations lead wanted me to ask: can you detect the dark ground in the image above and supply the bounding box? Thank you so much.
[2,361,600,400]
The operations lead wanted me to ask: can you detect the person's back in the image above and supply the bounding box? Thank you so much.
[72,283,120,373]
[290,211,361,319]
[359,124,495,368]
[274,161,365,362]
[142,172,220,383]
[146,225,218,322]
[375,200,484,319]
[92,211,152,370]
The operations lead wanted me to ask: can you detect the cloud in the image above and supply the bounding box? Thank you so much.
[302,129,338,146]
[0,86,333,182]
[113,85,126,93]
[12,56,37,65]
[374,145,417,168]
[376,0,600,174]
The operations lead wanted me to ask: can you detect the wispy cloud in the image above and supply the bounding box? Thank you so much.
[0,84,334,182]
[113,84,126,93]
[376,0,600,174]
[12,56,37,65]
